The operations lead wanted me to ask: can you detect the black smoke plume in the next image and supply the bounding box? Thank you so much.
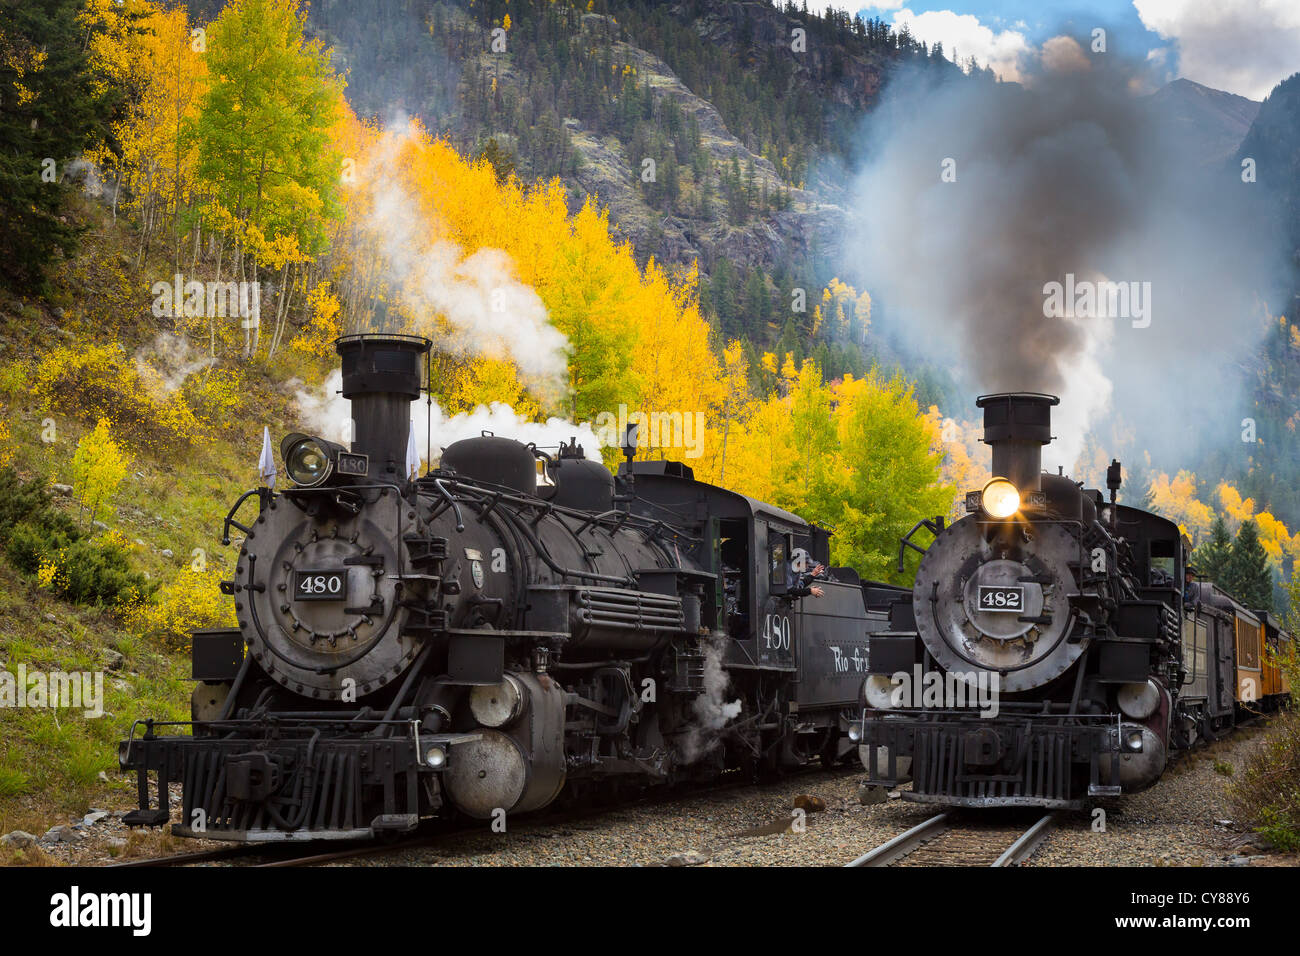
[843,41,1286,474]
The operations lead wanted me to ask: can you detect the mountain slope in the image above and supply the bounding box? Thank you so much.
[1145,77,1260,165]
[1227,73,1300,527]
[301,0,956,345]
[1235,72,1300,246]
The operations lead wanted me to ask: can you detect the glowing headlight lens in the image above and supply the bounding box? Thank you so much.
[981,478,1021,519]
[1125,730,1144,752]
[847,723,862,743]
[286,438,332,487]
[425,746,447,769]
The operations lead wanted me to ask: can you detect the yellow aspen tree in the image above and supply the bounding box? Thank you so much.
[70,419,129,528]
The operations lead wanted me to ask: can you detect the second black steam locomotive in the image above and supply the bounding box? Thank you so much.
[119,334,902,840]
[855,392,1292,808]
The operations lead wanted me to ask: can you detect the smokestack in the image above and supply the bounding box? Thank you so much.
[336,333,431,483]
[976,392,1060,492]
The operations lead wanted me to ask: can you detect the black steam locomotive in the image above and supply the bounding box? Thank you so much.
[855,392,1291,808]
[119,334,903,841]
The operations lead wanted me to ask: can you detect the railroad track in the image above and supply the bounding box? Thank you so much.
[845,811,1060,867]
[107,763,859,867]
[250,836,437,867]
[108,844,283,868]
[107,835,437,868]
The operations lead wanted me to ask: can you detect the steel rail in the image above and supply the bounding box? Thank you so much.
[844,812,950,867]
[991,812,1060,867]
[847,811,1060,868]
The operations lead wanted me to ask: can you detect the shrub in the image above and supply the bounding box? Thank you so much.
[0,467,80,551]
[0,360,27,396]
[56,535,149,606]
[125,565,234,649]
[5,520,76,575]
[1229,711,1300,850]
[30,343,202,450]
[181,366,245,431]
[1229,641,1300,849]
[0,465,149,608]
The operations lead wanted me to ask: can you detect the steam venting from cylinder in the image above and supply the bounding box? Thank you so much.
[976,392,1060,492]
[336,332,431,482]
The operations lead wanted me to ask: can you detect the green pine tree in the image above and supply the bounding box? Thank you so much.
[1194,514,1233,585]
[1225,519,1274,612]
[475,138,517,184]
[0,0,109,292]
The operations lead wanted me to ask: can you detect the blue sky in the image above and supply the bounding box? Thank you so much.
[856,0,1150,42]
[841,1,1300,100]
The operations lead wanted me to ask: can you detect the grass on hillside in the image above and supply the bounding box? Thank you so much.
[0,193,334,850]
[0,563,191,833]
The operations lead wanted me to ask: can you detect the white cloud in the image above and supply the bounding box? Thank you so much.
[1134,0,1300,100]
[891,9,1031,80]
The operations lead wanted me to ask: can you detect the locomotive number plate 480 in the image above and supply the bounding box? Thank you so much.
[977,585,1023,613]
[294,569,348,601]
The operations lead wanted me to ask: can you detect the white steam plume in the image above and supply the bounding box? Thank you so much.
[348,123,570,397]
[295,370,603,465]
[134,332,215,395]
[680,633,742,763]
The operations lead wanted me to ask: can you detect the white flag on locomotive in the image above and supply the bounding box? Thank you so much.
[406,420,420,479]
[258,426,277,488]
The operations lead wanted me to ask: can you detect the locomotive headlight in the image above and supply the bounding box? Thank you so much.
[981,478,1021,519]
[847,722,863,743]
[1124,729,1144,752]
[425,746,447,770]
[863,675,898,710]
[286,436,333,487]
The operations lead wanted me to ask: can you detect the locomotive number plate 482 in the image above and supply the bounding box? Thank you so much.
[977,585,1023,613]
[294,569,348,601]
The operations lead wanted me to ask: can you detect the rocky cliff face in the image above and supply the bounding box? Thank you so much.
[555,17,849,276]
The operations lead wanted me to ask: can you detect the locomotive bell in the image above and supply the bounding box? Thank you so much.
[335,333,431,484]
[975,392,1059,493]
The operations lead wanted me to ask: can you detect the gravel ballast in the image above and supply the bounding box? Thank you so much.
[10,718,1296,868]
